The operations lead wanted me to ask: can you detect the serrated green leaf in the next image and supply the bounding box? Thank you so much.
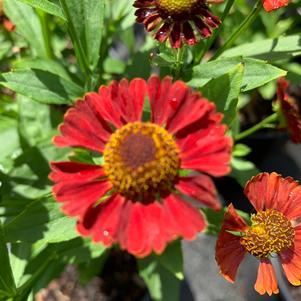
[201,63,244,125]
[186,57,286,92]
[16,0,66,20]
[4,0,47,58]
[0,220,16,298]
[0,69,83,105]
[222,34,301,61]
[3,196,79,244]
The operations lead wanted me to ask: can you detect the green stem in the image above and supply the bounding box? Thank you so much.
[173,47,185,80]
[235,113,278,141]
[210,0,262,61]
[38,11,54,59]
[195,0,235,64]
[59,0,91,79]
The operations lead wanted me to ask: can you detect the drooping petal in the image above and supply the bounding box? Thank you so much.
[280,225,301,286]
[49,162,112,217]
[134,0,222,48]
[162,193,207,240]
[215,204,248,282]
[53,99,112,153]
[254,260,279,296]
[175,174,221,210]
[77,194,126,247]
[244,172,301,220]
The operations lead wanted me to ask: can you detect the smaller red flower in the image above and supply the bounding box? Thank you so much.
[277,78,301,143]
[134,0,223,48]
[262,0,289,12]
[216,172,301,295]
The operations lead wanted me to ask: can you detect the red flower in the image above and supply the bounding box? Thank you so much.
[262,0,289,12]
[134,0,223,48]
[277,78,301,143]
[216,172,301,295]
[49,75,232,257]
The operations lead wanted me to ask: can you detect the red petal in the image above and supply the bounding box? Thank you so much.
[254,260,279,295]
[263,0,289,12]
[175,174,221,210]
[166,89,203,134]
[179,125,232,177]
[77,194,125,246]
[169,22,182,49]
[49,161,105,182]
[244,172,301,220]
[147,75,173,126]
[280,226,301,286]
[215,204,247,282]
[50,161,112,217]
[155,22,171,43]
[182,22,197,45]
[163,194,207,240]
[53,99,112,153]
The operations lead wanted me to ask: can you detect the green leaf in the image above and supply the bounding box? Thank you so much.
[0,69,83,105]
[16,0,66,20]
[222,35,301,61]
[59,0,105,73]
[13,58,72,81]
[3,196,79,244]
[230,157,260,187]
[138,257,180,301]
[156,240,183,280]
[201,207,251,236]
[9,243,32,287]
[201,63,244,125]
[186,57,286,92]
[3,0,47,58]
[0,220,16,298]
[232,143,251,157]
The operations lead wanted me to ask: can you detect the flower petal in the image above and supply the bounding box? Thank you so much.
[53,99,112,153]
[254,260,279,296]
[263,0,289,12]
[175,174,221,210]
[244,172,301,220]
[77,194,125,246]
[179,124,232,177]
[280,225,301,286]
[50,162,112,217]
[215,204,247,282]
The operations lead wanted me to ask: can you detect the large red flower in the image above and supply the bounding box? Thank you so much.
[134,0,223,48]
[277,78,301,143]
[216,172,301,295]
[262,0,289,12]
[50,75,232,257]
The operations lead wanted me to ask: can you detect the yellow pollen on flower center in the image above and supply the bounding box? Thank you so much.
[156,0,198,15]
[240,209,294,259]
[103,122,180,200]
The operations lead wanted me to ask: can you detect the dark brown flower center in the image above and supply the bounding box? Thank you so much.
[156,0,199,16]
[103,122,180,200]
[240,209,294,259]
